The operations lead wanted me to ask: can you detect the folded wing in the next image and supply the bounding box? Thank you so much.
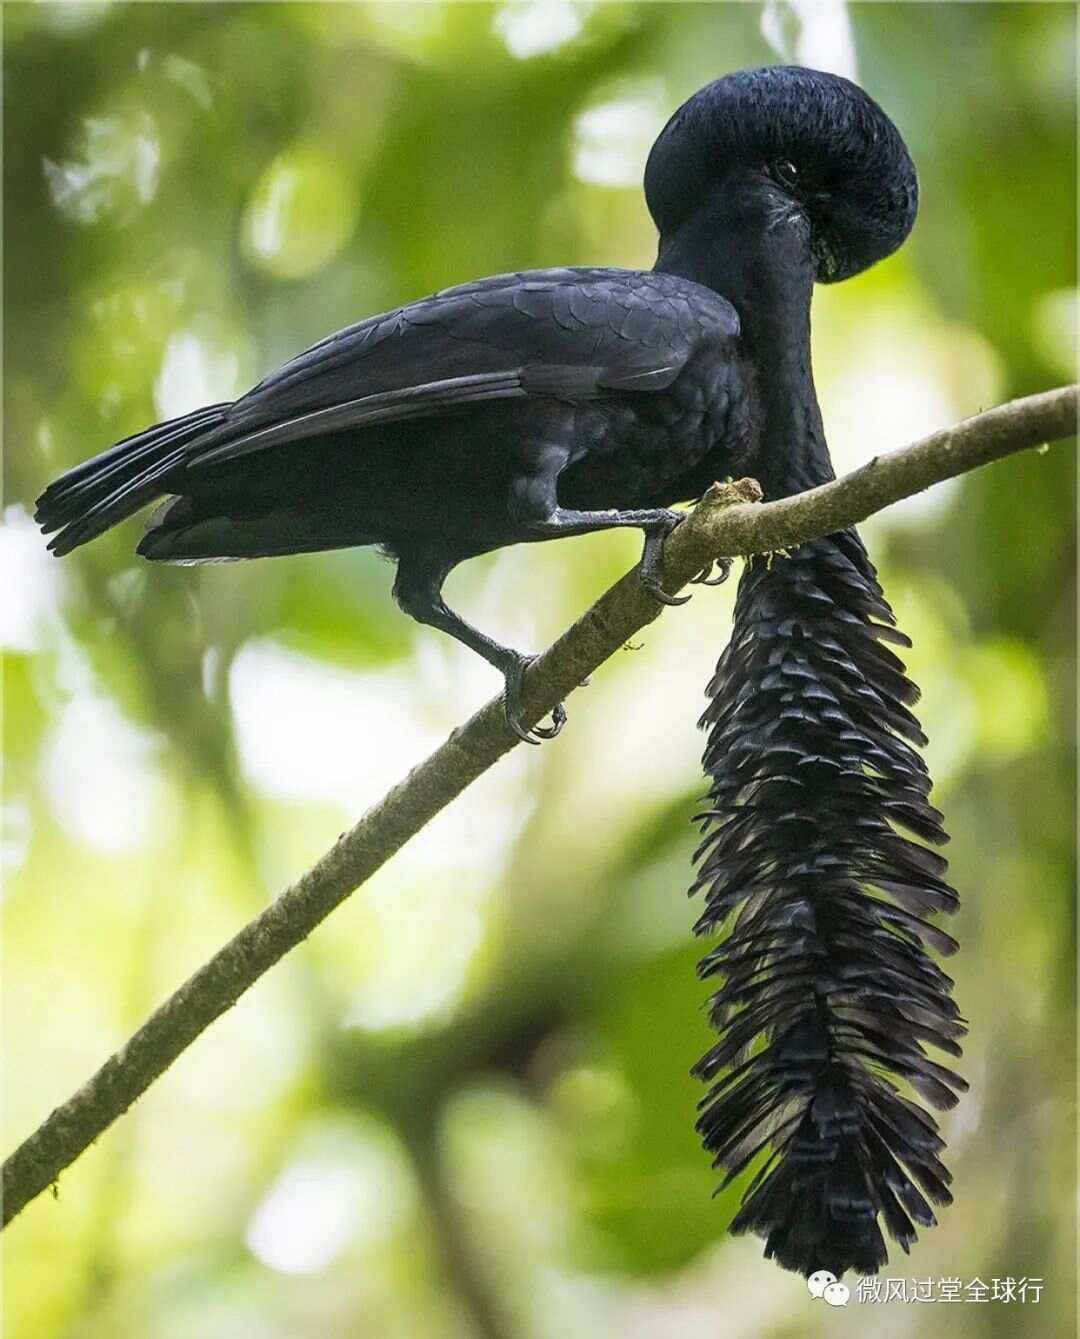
[198,267,739,464]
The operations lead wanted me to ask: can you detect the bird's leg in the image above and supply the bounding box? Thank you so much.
[509,451,690,606]
[393,553,566,745]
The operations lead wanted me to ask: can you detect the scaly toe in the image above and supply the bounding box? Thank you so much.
[640,516,690,606]
[502,656,566,744]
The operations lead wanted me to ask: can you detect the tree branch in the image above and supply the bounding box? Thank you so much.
[4,384,1075,1228]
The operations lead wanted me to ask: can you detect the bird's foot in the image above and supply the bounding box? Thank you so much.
[502,654,566,745]
[640,514,691,606]
[690,556,733,586]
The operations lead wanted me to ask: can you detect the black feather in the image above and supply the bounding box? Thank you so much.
[35,403,228,555]
[691,530,964,1278]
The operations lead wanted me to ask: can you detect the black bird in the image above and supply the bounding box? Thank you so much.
[37,65,964,1274]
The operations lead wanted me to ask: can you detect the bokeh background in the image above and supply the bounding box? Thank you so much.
[3,3,1075,1336]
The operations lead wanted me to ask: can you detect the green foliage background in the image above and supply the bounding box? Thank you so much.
[3,4,1075,1336]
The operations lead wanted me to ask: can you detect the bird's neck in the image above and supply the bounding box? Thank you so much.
[654,208,834,499]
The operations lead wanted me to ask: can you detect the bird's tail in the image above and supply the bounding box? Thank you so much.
[691,528,965,1278]
[35,403,229,556]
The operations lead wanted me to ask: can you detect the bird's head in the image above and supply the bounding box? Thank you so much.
[645,65,918,283]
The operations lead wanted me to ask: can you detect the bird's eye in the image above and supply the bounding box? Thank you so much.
[771,159,800,189]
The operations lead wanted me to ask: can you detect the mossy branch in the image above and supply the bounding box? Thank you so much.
[4,384,1075,1228]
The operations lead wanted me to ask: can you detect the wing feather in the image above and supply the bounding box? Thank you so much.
[187,268,739,467]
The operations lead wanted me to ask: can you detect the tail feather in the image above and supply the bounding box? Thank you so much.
[35,403,229,555]
[692,529,964,1278]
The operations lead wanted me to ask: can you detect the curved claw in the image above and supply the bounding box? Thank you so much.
[691,557,733,587]
[502,655,567,744]
[531,700,567,740]
[642,575,692,606]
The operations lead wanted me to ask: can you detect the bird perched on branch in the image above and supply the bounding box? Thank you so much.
[37,64,963,1275]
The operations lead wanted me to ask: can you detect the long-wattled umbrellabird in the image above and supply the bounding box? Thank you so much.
[37,65,964,1277]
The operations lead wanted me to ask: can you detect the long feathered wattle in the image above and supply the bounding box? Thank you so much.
[691,528,966,1278]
